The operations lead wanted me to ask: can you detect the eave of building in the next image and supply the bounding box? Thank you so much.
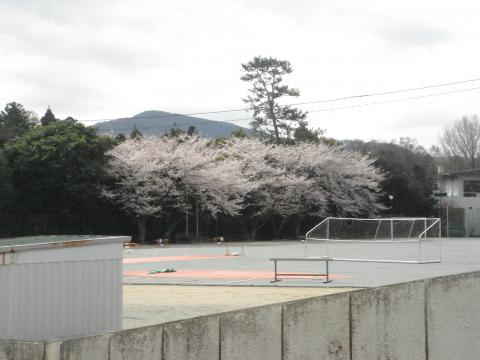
[438,168,480,178]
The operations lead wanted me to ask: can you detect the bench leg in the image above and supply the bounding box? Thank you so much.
[323,260,332,283]
[271,260,281,283]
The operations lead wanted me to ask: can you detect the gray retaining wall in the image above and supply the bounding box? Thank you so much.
[1,271,479,360]
[283,293,350,360]
[220,305,282,360]
[351,281,426,360]
[426,272,480,360]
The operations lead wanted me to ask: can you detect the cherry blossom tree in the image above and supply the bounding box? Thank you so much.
[103,135,383,242]
[223,138,383,239]
[103,135,253,242]
[220,138,382,239]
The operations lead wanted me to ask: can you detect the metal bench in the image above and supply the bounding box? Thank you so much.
[270,257,333,283]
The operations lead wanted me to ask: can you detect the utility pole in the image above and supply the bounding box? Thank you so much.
[185,207,189,239]
[196,199,199,240]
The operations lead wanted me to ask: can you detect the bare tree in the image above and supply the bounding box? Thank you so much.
[441,115,480,169]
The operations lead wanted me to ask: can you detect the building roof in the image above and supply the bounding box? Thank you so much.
[438,168,480,177]
[0,235,130,253]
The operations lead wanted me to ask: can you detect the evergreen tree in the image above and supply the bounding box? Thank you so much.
[129,126,143,139]
[241,56,307,144]
[166,123,185,138]
[40,107,57,126]
[0,102,37,146]
[115,133,127,142]
[231,128,248,139]
[293,121,323,143]
[4,120,115,218]
[187,126,197,136]
[293,121,336,146]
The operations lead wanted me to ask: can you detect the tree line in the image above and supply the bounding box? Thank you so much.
[104,135,383,242]
[0,100,438,243]
[2,56,471,242]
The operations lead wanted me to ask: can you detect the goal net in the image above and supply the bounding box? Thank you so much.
[305,217,441,263]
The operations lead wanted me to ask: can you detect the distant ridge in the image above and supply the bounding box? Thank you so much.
[94,110,250,138]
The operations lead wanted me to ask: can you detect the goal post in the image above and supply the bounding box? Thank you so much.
[305,217,442,263]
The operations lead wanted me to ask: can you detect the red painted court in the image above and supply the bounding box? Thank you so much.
[124,269,350,280]
[122,251,350,283]
[123,255,229,264]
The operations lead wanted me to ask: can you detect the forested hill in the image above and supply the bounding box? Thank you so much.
[94,110,250,138]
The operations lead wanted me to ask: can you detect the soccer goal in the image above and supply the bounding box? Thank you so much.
[305,217,442,263]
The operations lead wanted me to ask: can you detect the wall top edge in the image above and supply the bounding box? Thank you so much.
[0,235,130,254]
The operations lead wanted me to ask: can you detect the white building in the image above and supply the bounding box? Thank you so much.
[435,169,480,236]
[0,235,128,340]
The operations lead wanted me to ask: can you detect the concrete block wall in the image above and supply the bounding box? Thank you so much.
[220,305,282,360]
[0,339,45,360]
[350,281,426,360]
[283,293,350,360]
[164,316,218,360]
[1,271,479,360]
[426,272,480,360]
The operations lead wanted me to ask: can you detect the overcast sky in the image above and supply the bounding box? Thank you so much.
[1,0,479,148]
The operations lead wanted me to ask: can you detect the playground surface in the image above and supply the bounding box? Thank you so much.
[123,238,480,288]
[121,238,480,327]
[122,285,352,329]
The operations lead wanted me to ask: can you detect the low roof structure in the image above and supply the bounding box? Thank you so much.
[0,235,129,253]
[438,168,480,178]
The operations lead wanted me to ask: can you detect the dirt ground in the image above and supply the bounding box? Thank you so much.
[123,285,353,329]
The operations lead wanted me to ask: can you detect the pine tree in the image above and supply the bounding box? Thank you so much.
[241,56,307,144]
[187,126,197,136]
[40,107,57,126]
[0,102,37,146]
[129,126,143,140]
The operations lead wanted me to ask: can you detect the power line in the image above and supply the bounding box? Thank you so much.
[94,85,480,133]
[81,77,480,123]
[289,78,480,106]
[308,86,480,113]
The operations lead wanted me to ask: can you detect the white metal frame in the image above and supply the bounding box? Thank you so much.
[305,217,442,264]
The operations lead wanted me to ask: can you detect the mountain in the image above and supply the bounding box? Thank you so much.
[94,110,250,138]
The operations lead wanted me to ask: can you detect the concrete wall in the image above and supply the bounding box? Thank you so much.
[1,271,480,360]
[164,316,218,360]
[283,293,350,360]
[426,272,480,360]
[220,305,282,360]
[351,281,426,360]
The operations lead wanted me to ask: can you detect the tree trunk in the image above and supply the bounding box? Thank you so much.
[275,217,287,239]
[270,104,280,144]
[163,218,181,239]
[249,217,268,240]
[250,227,257,241]
[294,215,304,239]
[88,209,93,235]
[270,217,277,235]
[137,217,147,244]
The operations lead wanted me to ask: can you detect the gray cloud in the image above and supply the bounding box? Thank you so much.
[375,21,453,48]
[0,0,176,72]
[0,0,478,148]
